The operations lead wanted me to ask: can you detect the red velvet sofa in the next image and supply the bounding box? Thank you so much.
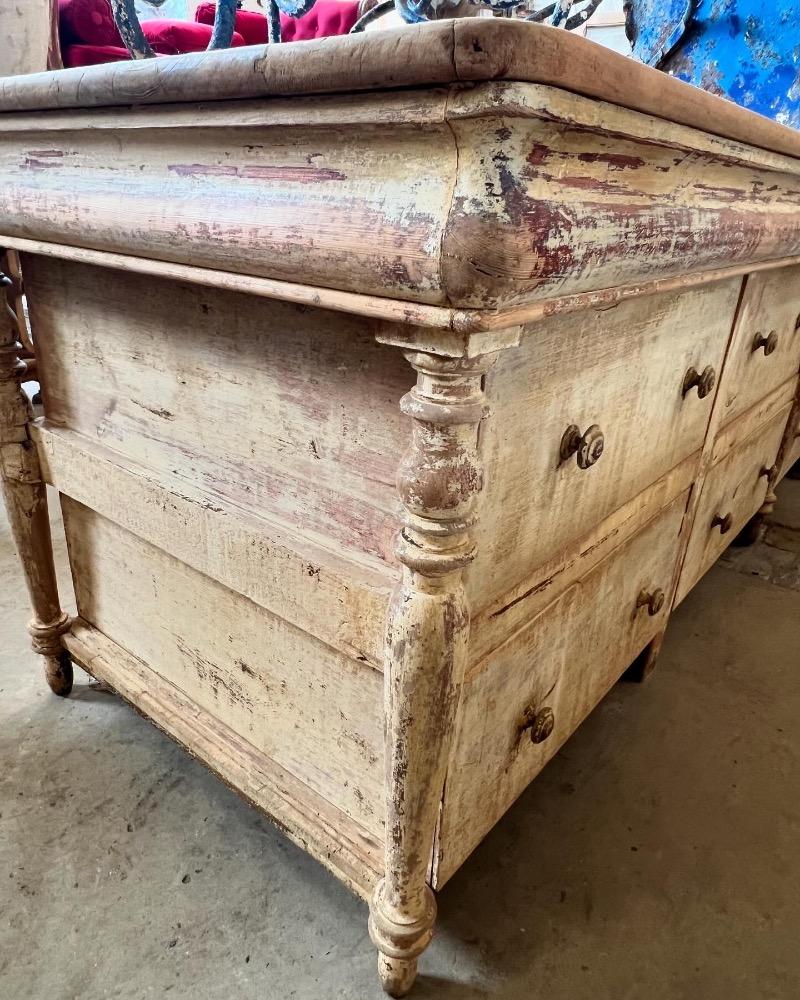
[58,0,360,68]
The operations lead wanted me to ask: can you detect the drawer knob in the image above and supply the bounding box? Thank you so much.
[636,587,665,617]
[520,705,555,745]
[560,423,604,469]
[752,330,778,355]
[682,365,716,399]
[759,464,778,484]
[712,511,733,534]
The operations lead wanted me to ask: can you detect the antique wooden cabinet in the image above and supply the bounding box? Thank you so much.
[1,20,799,996]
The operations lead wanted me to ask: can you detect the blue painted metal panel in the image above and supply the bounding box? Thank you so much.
[627,0,800,128]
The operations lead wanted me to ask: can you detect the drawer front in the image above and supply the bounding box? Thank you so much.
[472,279,740,615]
[676,404,792,603]
[436,492,688,887]
[718,266,800,429]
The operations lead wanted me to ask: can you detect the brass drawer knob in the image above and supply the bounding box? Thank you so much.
[682,365,716,399]
[752,330,778,355]
[520,705,555,745]
[712,511,733,534]
[560,423,604,469]
[636,587,665,617]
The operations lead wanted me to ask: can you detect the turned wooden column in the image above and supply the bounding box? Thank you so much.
[369,350,496,997]
[0,261,72,695]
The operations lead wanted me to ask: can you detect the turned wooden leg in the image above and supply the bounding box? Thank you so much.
[369,351,496,996]
[623,630,665,683]
[0,262,72,695]
[735,469,778,548]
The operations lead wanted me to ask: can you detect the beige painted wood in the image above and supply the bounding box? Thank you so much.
[25,255,409,568]
[61,497,386,840]
[469,280,741,620]
[436,491,688,887]
[715,266,800,430]
[31,421,393,667]
[0,0,59,78]
[64,619,382,899]
[3,77,800,313]
[676,403,792,603]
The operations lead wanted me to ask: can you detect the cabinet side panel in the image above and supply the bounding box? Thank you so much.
[61,497,386,841]
[26,255,411,567]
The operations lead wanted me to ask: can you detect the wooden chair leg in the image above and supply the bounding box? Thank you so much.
[1,262,71,695]
[368,351,497,996]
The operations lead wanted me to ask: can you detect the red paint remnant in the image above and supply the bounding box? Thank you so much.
[576,151,646,170]
[526,143,553,167]
[23,157,63,170]
[168,163,346,183]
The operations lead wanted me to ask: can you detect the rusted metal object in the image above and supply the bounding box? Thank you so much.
[625,0,800,128]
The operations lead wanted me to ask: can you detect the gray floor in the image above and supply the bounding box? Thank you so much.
[1,483,798,1000]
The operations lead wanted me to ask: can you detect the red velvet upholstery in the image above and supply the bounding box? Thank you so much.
[58,0,124,47]
[143,19,245,55]
[58,1,245,61]
[195,2,268,44]
[62,43,131,68]
[195,1,359,43]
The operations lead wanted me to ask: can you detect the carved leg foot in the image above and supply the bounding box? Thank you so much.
[733,512,764,547]
[30,613,73,696]
[369,880,436,997]
[44,650,73,697]
[378,956,418,999]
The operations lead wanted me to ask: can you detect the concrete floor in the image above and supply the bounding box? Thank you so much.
[1,483,798,1000]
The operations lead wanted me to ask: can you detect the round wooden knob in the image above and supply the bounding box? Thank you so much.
[682,365,716,399]
[560,424,604,469]
[759,464,777,483]
[712,511,733,534]
[752,330,778,355]
[636,587,665,617]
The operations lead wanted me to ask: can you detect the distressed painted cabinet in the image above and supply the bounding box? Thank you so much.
[1,20,800,996]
